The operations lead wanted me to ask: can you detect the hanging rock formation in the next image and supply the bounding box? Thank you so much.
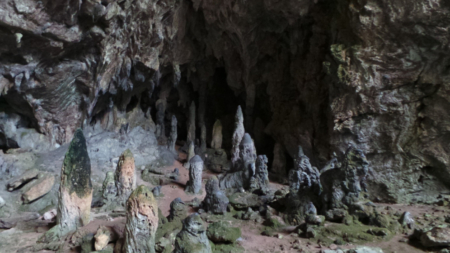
[185,155,203,195]
[231,106,245,169]
[115,149,136,205]
[202,176,229,214]
[40,129,93,242]
[211,120,223,149]
[186,102,196,148]
[124,185,158,253]
[174,213,212,253]
[168,115,178,153]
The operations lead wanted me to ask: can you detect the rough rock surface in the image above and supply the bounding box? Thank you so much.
[21,173,54,203]
[202,176,229,214]
[185,155,203,195]
[124,185,158,253]
[0,0,449,201]
[115,149,136,205]
[211,120,223,149]
[174,213,212,253]
[41,129,93,242]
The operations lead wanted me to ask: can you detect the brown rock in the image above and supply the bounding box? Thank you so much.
[115,149,136,204]
[94,226,118,251]
[22,173,55,203]
[7,169,39,191]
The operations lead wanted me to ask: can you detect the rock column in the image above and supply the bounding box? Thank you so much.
[40,129,93,242]
[185,155,203,194]
[115,149,136,205]
[211,119,222,149]
[124,186,158,253]
[167,115,177,152]
[231,106,245,168]
[186,102,196,147]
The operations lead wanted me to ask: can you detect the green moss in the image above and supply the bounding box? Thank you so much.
[320,223,393,244]
[206,221,241,244]
[212,243,244,253]
[62,129,92,198]
[330,44,347,63]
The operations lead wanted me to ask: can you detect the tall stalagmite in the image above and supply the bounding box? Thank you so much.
[40,129,93,242]
[211,120,223,149]
[185,155,204,195]
[186,102,196,147]
[168,115,178,152]
[231,106,245,169]
[115,149,136,205]
[124,185,158,253]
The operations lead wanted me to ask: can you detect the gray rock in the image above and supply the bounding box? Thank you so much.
[399,211,415,229]
[167,115,178,153]
[152,186,162,197]
[0,196,5,208]
[168,198,187,222]
[174,213,212,253]
[202,176,229,214]
[211,120,223,149]
[420,227,450,248]
[231,106,245,168]
[186,102,196,149]
[185,155,203,195]
[250,155,269,194]
[102,171,117,203]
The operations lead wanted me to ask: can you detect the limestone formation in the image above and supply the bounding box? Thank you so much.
[124,185,158,253]
[204,149,230,173]
[231,106,245,168]
[211,120,223,149]
[102,171,117,203]
[186,102,196,148]
[219,133,257,190]
[285,146,321,225]
[270,143,286,183]
[185,155,203,195]
[152,185,162,197]
[168,198,187,222]
[115,149,136,205]
[22,173,55,204]
[183,142,195,168]
[41,129,93,242]
[94,226,118,251]
[168,115,178,152]
[202,176,229,214]
[200,123,207,153]
[155,99,166,141]
[320,146,369,215]
[7,169,40,191]
[249,155,269,194]
[174,213,212,253]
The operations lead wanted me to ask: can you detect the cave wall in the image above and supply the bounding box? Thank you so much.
[0,0,449,202]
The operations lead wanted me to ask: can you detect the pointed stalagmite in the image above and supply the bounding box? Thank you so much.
[40,129,93,242]
[231,106,245,168]
[186,101,196,147]
[115,149,136,205]
[102,171,117,203]
[211,119,222,149]
[124,185,158,253]
[168,115,178,152]
[185,155,203,194]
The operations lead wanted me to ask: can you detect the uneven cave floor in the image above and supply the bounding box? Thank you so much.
[0,149,448,253]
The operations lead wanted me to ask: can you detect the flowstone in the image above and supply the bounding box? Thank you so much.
[201,176,229,214]
[174,213,212,253]
[285,146,321,225]
[115,149,136,205]
[185,155,203,195]
[123,185,158,253]
[40,129,93,242]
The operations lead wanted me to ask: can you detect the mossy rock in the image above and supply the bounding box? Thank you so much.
[320,223,393,244]
[228,192,263,210]
[263,217,283,229]
[207,221,241,244]
[212,243,244,253]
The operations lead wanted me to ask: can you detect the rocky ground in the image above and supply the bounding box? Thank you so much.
[1,139,449,253]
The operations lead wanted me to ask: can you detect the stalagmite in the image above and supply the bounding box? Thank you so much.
[167,115,178,152]
[249,155,269,194]
[211,119,222,149]
[231,106,245,169]
[40,129,93,242]
[102,171,117,204]
[186,101,196,147]
[183,142,195,168]
[115,149,136,205]
[168,197,187,222]
[185,155,203,194]
[155,99,166,141]
[124,185,158,253]
[174,213,212,253]
[200,123,207,153]
[202,176,229,214]
[270,143,286,182]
